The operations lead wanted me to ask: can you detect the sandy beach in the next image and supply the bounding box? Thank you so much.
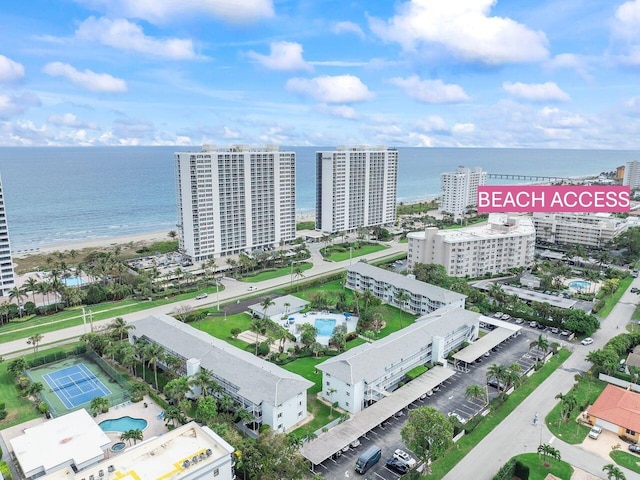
[13,230,173,258]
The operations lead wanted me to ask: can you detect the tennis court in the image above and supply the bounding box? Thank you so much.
[43,363,111,409]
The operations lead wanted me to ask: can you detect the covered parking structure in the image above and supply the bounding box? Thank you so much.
[453,318,521,369]
[299,366,455,468]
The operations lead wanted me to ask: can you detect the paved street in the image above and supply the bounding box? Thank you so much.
[0,238,406,357]
[443,278,640,480]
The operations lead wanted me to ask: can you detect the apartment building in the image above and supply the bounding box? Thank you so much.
[407,214,536,277]
[0,173,15,296]
[440,166,487,216]
[316,145,398,234]
[175,145,296,262]
[130,314,313,432]
[623,160,640,189]
[316,305,479,414]
[532,212,629,248]
[345,262,466,315]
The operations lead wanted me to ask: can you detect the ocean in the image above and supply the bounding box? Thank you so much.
[0,146,637,250]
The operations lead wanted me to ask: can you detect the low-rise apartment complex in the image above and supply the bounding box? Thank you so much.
[316,306,480,413]
[130,314,313,432]
[345,262,466,314]
[316,145,398,234]
[532,212,629,248]
[407,214,535,277]
[440,166,486,216]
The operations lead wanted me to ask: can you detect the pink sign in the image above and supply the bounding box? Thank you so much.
[477,185,630,213]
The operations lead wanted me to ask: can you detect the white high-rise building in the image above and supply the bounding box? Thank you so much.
[315,146,398,234]
[623,160,640,189]
[440,166,487,216]
[0,173,15,296]
[532,212,629,248]
[175,145,296,262]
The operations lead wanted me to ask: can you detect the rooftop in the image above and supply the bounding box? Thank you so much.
[346,262,466,304]
[247,294,309,318]
[408,214,534,243]
[589,384,640,433]
[41,422,234,480]
[132,314,313,406]
[11,409,111,478]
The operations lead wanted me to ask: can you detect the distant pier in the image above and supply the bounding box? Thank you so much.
[487,173,571,182]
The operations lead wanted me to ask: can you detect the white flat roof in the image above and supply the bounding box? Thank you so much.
[11,409,111,477]
[453,326,520,364]
[41,422,234,480]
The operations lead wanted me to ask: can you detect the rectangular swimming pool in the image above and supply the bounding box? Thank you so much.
[314,318,337,336]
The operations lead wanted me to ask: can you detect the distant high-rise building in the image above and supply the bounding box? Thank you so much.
[440,166,487,216]
[623,161,640,189]
[315,146,398,234]
[0,174,15,296]
[175,145,296,262]
[616,165,625,181]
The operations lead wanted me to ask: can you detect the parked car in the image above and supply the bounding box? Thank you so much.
[515,318,524,324]
[393,449,417,467]
[195,293,208,300]
[494,312,503,318]
[529,321,538,328]
[447,412,467,424]
[487,378,506,391]
[501,314,511,320]
[629,444,640,454]
[355,445,381,474]
[350,438,361,448]
[581,337,594,346]
[248,286,257,291]
[588,425,603,439]
[560,330,570,336]
[550,327,559,334]
[386,458,410,475]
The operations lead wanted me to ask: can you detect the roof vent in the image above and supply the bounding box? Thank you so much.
[108,465,115,473]
[182,460,191,469]
[192,455,199,464]
[99,470,104,477]
[199,453,205,461]
[206,448,212,456]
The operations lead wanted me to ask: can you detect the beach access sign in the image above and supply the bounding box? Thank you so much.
[477,185,630,213]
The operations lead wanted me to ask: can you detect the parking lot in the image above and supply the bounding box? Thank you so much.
[315,327,546,479]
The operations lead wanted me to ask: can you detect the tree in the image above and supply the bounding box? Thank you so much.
[401,406,453,469]
[236,428,308,480]
[164,406,186,428]
[168,230,178,240]
[195,396,218,425]
[120,428,144,445]
[486,364,508,390]
[128,382,149,402]
[329,324,347,352]
[555,392,578,422]
[9,286,27,317]
[189,369,214,397]
[602,463,626,480]
[24,277,38,306]
[250,318,268,355]
[260,296,275,320]
[89,396,110,416]
[26,333,44,355]
[504,363,522,390]
[326,387,337,418]
[145,342,166,391]
[109,317,135,341]
[465,384,488,406]
[299,322,317,348]
[529,334,550,362]
[537,443,561,467]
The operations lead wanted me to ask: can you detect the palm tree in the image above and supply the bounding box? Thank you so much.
[465,384,488,406]
[486,364,508,390]
[602,464,626,480]
[24,277,38,306]
[128,382,149,402]
[89,396,109,416]
[293,263,305,289]
[27,333,44,355]
[311,342,324,358]
[109,317,135,341]
[9,286,27,317]
[189,369,214,397]
[555,392,578,422]
[260,296,275,320]
[504,363,522,390]
[145,342,166,391]
[530,334,550,362]
[251,318,268,356]
[537,444,561,467]
[120,428,143,446]
[326,387,338,418]
[163,376,191,404]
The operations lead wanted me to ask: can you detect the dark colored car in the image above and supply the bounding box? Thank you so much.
[629,444,640,454]
[386,458,410,475]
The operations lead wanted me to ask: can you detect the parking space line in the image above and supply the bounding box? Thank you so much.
[374,471,390,480]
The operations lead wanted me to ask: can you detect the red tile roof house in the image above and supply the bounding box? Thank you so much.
[587,384,640,443]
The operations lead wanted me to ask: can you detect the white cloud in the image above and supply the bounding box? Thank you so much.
[0,92,41,118]
[74,0,274,24]
[223,126,240,138]
[286,75,372,103]
[48,113,98,129]
[415,115,448,133]
[332,21,365,39]
[246,42,312,71]
[369,0,549,65]
[452,123,475,134]
[390,76,469,103]
[44,62,127,92]
[538,106,586,128]
[0,55,25,83]
[503,81,570,102]
[613,0,640,39]
[319,104,358,119]
[546,53,592,80]
[76,17,198,60]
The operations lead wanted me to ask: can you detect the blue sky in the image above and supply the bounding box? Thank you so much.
[1,0,640,148]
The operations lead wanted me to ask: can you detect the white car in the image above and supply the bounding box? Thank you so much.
[588,425,603,439]
[195,293,208,300]
[393,449,417,467]
[350,438,361,448]
[248,286,257,291]
[447,412,467,424]
[581,337,594,346]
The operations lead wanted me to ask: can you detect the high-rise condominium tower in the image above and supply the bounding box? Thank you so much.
[440,166,486,215]
[0,174,15,296]
[315,146,398,234]
[175,145,296,262]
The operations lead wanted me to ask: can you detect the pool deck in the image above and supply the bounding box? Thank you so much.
[275,311,359,346]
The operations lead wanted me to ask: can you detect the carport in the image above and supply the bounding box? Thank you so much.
[300,366,455,467]
[453,321,521,367]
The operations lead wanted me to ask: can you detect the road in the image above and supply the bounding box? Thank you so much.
[0,238,406,357]
[443,278,640,480]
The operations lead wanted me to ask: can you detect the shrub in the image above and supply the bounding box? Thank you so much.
[258,341,270,356]
[514,461,529,479]
[464,415,483,434]
[0,410,7,421]
[0,461,11,480]
[345,332,358,342]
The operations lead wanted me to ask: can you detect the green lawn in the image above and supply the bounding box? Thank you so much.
[424,349,571,479]
[513,453,574,480]
[610,449,640,474]
[283,356,326,394]
[0,343,84,429]
[242,262,313,283]
[292,395,335,439]
[323,244,388,262]
[191,313,253,350]
[598,276,634,318]
[545,375,606,444]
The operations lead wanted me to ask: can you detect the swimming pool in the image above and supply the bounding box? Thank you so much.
[99,416,148,433]
[314,318,337,336]
[568,280,590,290]
[62,276,86,287]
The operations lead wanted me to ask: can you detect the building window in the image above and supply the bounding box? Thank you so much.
[298,411,303,417]
[346,392,350,396]
[299,401,302,406]
[326,381,330,386]
[214,468,219,476]
[626,428,636,435]
[278,424,283,430]
[346,402,349,406]
[277,412,282,418]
